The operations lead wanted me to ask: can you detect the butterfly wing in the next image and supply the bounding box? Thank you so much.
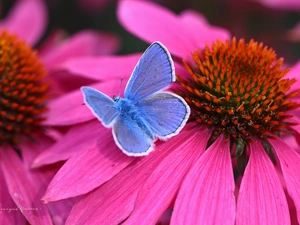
[81,86,118,127]
[124,41,175,101]
[139,92,190,139]
[112,117,153,156]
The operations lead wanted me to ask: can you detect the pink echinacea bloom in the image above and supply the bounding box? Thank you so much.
[0,0,120,224]
[40,0,300,224]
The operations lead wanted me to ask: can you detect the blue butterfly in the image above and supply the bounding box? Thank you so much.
[81,42,190,156]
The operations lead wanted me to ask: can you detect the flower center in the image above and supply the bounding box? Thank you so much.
[178,37,299,147]
[0,31,48,146]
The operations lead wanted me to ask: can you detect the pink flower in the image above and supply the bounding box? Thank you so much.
[39,0,300,224]
[0,0,120,224]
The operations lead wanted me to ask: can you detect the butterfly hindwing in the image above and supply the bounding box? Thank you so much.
[81,87,119,127]
[124,42,175,101]
[112,116,153,156]
[139,92,190,138]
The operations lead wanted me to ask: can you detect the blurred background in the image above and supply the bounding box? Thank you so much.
[2,0,299,64]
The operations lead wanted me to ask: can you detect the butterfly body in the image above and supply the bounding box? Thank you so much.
[81,42,190,156]
[114,98,155,140]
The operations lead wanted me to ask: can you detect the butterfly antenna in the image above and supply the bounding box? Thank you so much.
[118,77,124,97]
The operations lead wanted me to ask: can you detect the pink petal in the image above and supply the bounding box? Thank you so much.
[125,123,212,224]
[65,132,178,225]
[285,61,300,96]
[0,169,26,225]
[180,10,209,24]
[174,62,191,80]
[19,134,54,168]
[19,137,76,225]
[59,53,142,80]
[236,139,290,225]
[117,0,195,58]
[33,120,103,167]
[280,134,300,153]
[283,116,300,152]
[118,0,230,58]
[157,208,172,225]
[42,128,134,203]
[1,128,73,224]
[171,134,236,225]
[0,0,47,45]
[288,61,300,80]
[43,79,127,126]
[46,70,96,98]
[256,0,300,10]
[269,138,300,224]
[179,10,231,48]
[46,198,77,225]
[0,147,52,225]
[40,30,120,69]
[37,30,65,56]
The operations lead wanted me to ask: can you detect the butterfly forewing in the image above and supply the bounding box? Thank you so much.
[139,92,190,138]
[81,87,119,127]
[124,42,175,101]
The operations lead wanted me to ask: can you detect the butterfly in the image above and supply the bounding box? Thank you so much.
[81,42,190,156]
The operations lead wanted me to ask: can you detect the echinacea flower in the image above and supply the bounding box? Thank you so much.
[0,0,120,224]
[39,0,300,224]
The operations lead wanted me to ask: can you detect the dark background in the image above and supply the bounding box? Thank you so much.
[2,0,299,64]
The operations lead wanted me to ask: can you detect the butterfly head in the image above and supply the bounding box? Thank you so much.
[113,95,120,102]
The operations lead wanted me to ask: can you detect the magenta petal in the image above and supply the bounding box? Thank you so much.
[171,134,235,225]
[285,61,300,95]
[59,53,141,80]
[125,124,212,224]
[0,0,47,45]
[43,79,127,126]
[46,198,77,225]
[42,129,134,202]
[174,62,191,80]
[46,70,96,98]
[65,134,177,225]
[33,121,103,167]
[0,169,26,225]
[179,10,231,48]
[236,139,290,225]
[118,0,230,58]
[269,138,300,224]
[257,0,300,10]
[286,61,300,80]
[41,30,120,68]
[19,134,54,168]
[118,0,195,57]
[19,137,76,225]
[0,147,52,225]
